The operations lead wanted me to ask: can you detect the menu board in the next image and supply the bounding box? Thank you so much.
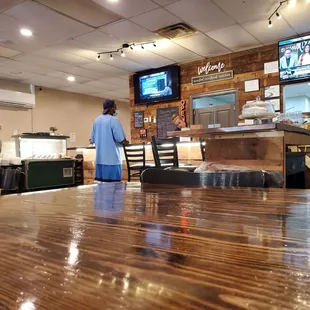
[157,107,179,139]
[134,111,144,128]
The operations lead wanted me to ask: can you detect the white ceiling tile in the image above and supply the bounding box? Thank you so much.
[24,76,75,89]
[34,0,121,28]
[124,49,174,68]
[81,62,130,76]
[0,0,23,12]
[33,48,93,66]
[152,0,180,5]
[51,39,98,61]
[242,19,296,44]
[0,45,21,57]
[213,0,277,24]
[4,1,93,42]
[64,66,105,80]
[83,80,119,91]
[13,54,74,71]
[0,13,50,52]
[74,30,124,51]
[281,2,310,34]
[92,0,159,18]
[174,33,230,57]
[46,71,92,84]
[0,66,40,79]
[207,25,261,51]
[130,8,181,31]
[148,39,201,62]
[0,59,54,75]
[165,0,235,32]
[99,54,150,72]
[100,20,158,43]
[0,73,21,80]
[100,76,129,88]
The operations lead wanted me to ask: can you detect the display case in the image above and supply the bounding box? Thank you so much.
[13,134,69,159]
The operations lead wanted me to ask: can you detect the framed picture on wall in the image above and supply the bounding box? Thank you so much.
[265,98,281,111]
[264,85,280,99]
[134,111,144,128]
[244,79,260,93]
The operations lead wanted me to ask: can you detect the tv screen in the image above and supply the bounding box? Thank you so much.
[279,35,310,83]
[134,65,180,104]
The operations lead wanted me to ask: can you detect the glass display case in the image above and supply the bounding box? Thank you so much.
[13,134,69,159]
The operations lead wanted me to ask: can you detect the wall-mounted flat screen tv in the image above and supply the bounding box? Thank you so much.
[279,35,310,83]
[134,65,180,105]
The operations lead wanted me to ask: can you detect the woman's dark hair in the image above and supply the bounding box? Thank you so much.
[303,44,310,53]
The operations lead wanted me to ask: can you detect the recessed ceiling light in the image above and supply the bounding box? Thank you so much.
[67,76,75,82]
[20,28,33,37]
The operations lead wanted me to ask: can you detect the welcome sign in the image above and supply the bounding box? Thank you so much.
[197,62,225,75]
[192,70,234,85]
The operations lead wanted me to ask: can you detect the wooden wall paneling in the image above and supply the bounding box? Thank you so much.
[130,44,280,144]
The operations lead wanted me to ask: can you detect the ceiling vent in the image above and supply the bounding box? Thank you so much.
[155,23,197,40]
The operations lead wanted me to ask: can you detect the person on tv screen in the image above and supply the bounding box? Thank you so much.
[171,114,186,131]
[280,48,298,69]
[159,79,172,96]
[298,44,310,66]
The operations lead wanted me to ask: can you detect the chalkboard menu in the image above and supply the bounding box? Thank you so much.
[134,111,144,128]
[157,107,179,139]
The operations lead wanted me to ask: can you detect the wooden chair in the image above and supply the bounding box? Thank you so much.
[151,136,196,171]
[200,139,206,161]
[123,143,153,182]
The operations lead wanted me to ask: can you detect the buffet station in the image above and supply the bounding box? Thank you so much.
[0,133,83,194]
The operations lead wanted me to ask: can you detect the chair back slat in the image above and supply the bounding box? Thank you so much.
[151,136,179,169]
[123,143,147,181]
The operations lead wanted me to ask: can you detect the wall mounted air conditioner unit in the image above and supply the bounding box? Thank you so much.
[0,89,35,110]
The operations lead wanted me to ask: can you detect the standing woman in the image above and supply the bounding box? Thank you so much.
[91,99,129,182]
[298,44,310,66]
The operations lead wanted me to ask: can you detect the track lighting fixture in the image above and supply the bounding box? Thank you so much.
[96,41,156,61]
[267,0,295,28]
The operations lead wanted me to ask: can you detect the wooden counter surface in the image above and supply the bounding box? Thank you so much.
[168,123,310,138]
[0,183,310,309]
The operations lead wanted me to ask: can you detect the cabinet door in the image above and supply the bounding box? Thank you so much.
[194,104,236,128]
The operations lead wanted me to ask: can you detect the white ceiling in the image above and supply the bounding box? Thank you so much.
[0,0,309,103]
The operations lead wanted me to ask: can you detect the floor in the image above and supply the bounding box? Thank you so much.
[0,183,310,309]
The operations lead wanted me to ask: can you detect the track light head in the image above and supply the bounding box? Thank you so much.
[141,45,144,49]
[110,53,113,60]
[121,50,125,57]
[276,12,282,19]
[153,42,156,47]
[96,54,100,61]
[268,20,273,28]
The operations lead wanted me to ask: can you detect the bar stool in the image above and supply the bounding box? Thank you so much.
[123,143,153,182]
[151,136,196,171]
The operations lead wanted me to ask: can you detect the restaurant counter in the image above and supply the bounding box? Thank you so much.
[168,123,310,189]
[67,141,204,184]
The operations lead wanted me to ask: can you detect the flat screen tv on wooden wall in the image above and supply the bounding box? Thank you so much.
[279,35,310,83]
[133,65,180,105]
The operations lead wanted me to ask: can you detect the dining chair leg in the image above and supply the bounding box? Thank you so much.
[128,168,131,182]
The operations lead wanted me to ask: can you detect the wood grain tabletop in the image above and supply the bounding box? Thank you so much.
[0,183,310,310]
